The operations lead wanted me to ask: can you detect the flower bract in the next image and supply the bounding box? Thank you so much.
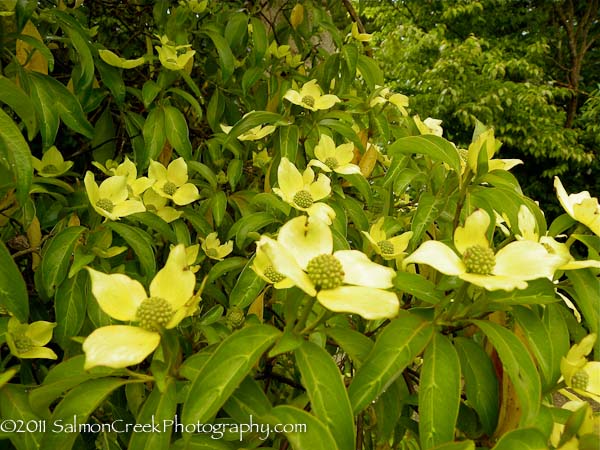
[555,177,600,237]
[201,232,233,260]
[560,333,600,402]
[84,172,146,221]
[309,134,361,175]
[148,158,200,206]
[32,146,73,177]
[6,318,57,360]
[362,217,413,260]
[284,79,340,111]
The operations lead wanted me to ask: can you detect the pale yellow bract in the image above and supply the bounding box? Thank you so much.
[560,333,600,403]
[148,157,200,206]
[32,146,73,177]
[84,172,146,221]
[362,217,413,260]
[308,134,361,175]
[6,318,57,360]
[555,177,600,237]
[201,232,233,260]
[283,79,340,111]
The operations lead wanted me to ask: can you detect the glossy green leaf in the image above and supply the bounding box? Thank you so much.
[201,25,235,81]
[357,54,384,89]
[340,195,369,231]
[229,257,266,308]
[0,75,37,139]
[39,226,86,298]
[430,442,475,450]
[454,337,499,435]
[171,436,237,450]
[295,341,355,450]
[394,272,444,305]
[224,12,248,52]
[142,106,167,168]
[54,270,87,347]
[129,211,177,243]
[91,106,116,163]
[224,111,284,145]
[227,158,243,190]
[0,240,29,321]
[275,124,299,161]
[491,427,548,450]
[167,87,203,121]
[242,66,264,96]
[181,324,280,424]
[128,378,177,450]
[0,384,44,450]
[411,192,441,245]
[567,269,600,358]
[349,311,434,413]
[206,257,247,285]
[268,405,339,450]
[389,135,461,174]
[142,80,162,107]
[0,108,33,205]
[319,118,365,152]
[250,17,268,64]
[340,173,373,206]
[39,378,129,450]
[164,105,192,159]
[487,278,557,305]
[373,377,410,444]
[107,222,156,281]
[224,375,273,423]
[211,190,227,227]
[188,161,218,189]
[206,88,225,131]
[326,326,374,366]
[472,320,541,427]
[543,303,570,385]
[419,333,461,449]
[96,58,126,105]
[233,212,278,250]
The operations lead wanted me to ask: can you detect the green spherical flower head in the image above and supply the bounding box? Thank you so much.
[571,369,589,390]
[42,164,59,174]
[377,240,395,255]
[136,297,175,331]
[302,95,315,107]
[307,254,345,290]
[96,198,115,213]
[163,181,178,196]
[264,265,286,283]
[13,335,33,354]
[324,157,339,170]
[226,306,245,328]
[462,245,495,275]
[293,190,314,209]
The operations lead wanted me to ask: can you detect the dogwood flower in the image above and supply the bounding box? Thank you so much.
[201,232,233,260]
[84,172,145,220]
[221,113,276,141]
[560,334,600,402]
[98,49,146,69]
[83,245,198,369]
[555,177,600,237]
[6,318,57,360]
[362,217,413,260]
[148,158,200,205]
[273,157,335,224]
[32,146,73,177]
[351,22,372,42]
[252,242,294,289]
[308,134,361,175]
[259,216,399,319]
[142,188,182,223]
[466,128,522,175]
[155,35,196,71]
[113,156,154,197]
[404,209,563,291]
[370,86,409,115]
[414,116,444,137]
[284,79,340,111]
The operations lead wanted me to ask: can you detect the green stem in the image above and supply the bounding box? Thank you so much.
[300,309,332,335]
[294,296,316,333]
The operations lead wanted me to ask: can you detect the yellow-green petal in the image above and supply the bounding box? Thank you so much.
[278,216,332,268]
[306,202,336,225]
[278,158,304,198]
[150,244,195,311]
[454,209,490,254]
[84,171,100,204]
[335,250,395,288]
[148,160,168,182]
[459,273,528,291]
[494,241,562,280]
[112,199,146,218]
[19,347,58,359]
[314,135,336,161]
[87,268,146,321]
[83,325,161,369]
[99,176,129,203]
[315,94,341,110]
[173,183,200,205]
[98,49,146,69]
[317,286,399,320]
[308,173,331,201]
[404,241,465,275]
[167,157,189,186]
[26,321,56,346]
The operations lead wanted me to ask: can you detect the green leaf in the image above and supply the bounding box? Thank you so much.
[142,106,167,168]
[340,173,373,206]
[0,75,37,139]
[342,44,359,79]
[171,436,237,450]
[129,211,177,243]
[29,72,94,140]
[0,108,33,205]
[0,239,29,321]
[229,257,266,308]
[543,303,570,386]
[268,405,339,450]
[411,192,441,245]
[54,270,87,347]
[227,158,243,190]
[326,327,374,366]
[389,135,461,175]
[188,161,218,189]
[224,12,248,52]
[340,195,369,231]
[486,278,557,305]
[181,324,280,424]
[201,25,235,81]
[275,124,299,161]
[96,59,126,105]
[241,66,263,96]
[295,341,355,450]
[164,105,192,159]
[566,269,600,358]
[394,272,444,305]
[373,377,410,444]
[454,338,499,435]
[513,305,563,391]
[91,106,116,163]
[250,17,268,64]
[128,379,177,450]
[142,80,162,107]
[39,226,86,298]
[0,384,44,450]
[106,222,156,281]
[419,333,461,449]
[167,87,203,122]
[210,190,227,227]
[224,376,273,423]
[207,89,225,132]
[472,320,541,427]
[232,212,278,250]
[356,54,383,89]
[40,378,129,450]
[430,442,475,450]
[491,427,548,450]
[27,73,59,148]
[349,311,434,413]
[319,118,365,152]
[224,111,284,145]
